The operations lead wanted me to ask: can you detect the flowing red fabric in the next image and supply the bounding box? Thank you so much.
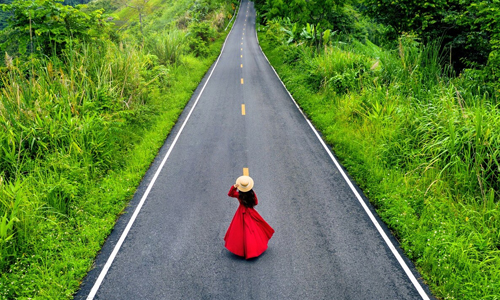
[224,186,275,259]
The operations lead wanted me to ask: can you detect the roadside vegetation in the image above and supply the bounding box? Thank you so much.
[255,0,499,299]
[0,0,238,298]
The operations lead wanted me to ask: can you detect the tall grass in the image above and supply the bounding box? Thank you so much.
[260,27,500,299]
[0,40,153,269]
[146,27,187,66]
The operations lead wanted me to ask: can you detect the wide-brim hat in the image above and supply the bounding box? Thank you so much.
[236,175,254,192]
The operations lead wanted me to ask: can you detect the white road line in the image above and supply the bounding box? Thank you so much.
[255,14,431,300]
[85,1,244,299]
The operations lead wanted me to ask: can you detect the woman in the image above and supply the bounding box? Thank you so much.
[224,175,275,259]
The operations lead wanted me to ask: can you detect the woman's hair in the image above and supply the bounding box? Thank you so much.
[238,190,256,208]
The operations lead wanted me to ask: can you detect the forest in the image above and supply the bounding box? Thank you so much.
[255,0,499,299]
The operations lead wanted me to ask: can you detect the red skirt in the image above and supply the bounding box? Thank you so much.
[224,205,275,259]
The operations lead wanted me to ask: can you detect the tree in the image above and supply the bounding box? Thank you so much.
[361,0,498,71]
[0,0,12,30]
[361,0,449,35]
[63,0,92,5]
[0,0,112,57]
[469,0,500,85]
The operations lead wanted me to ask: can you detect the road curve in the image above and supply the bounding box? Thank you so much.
[76,1,434,299]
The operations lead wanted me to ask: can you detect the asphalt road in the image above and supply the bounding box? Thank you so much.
[76,1,434,299]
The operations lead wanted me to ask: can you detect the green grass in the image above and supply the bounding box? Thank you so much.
[0,43,225,299]
[0,0,236,298]
[259,28,500,300]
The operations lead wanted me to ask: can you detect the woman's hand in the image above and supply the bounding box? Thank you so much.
[233,184,239,188]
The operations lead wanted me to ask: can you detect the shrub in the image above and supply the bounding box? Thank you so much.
[188,21,213,56]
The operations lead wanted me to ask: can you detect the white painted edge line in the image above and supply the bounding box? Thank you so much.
[85,2,244,299]
[255,24,431,300]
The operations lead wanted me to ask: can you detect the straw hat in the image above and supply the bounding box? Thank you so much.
[235,176,254,192]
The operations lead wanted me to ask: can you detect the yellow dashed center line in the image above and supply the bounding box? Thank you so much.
[241,78,244,84]
[241,64,243,68]
[243,168,249,176]
[241,104,246,115]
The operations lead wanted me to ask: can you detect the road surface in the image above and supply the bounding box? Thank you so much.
[76,1,434,299]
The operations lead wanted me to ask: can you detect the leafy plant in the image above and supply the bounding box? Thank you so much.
[0,179,23,270]
[187,21,213,56]
[0,0,112,57]
[257,0,352,48]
